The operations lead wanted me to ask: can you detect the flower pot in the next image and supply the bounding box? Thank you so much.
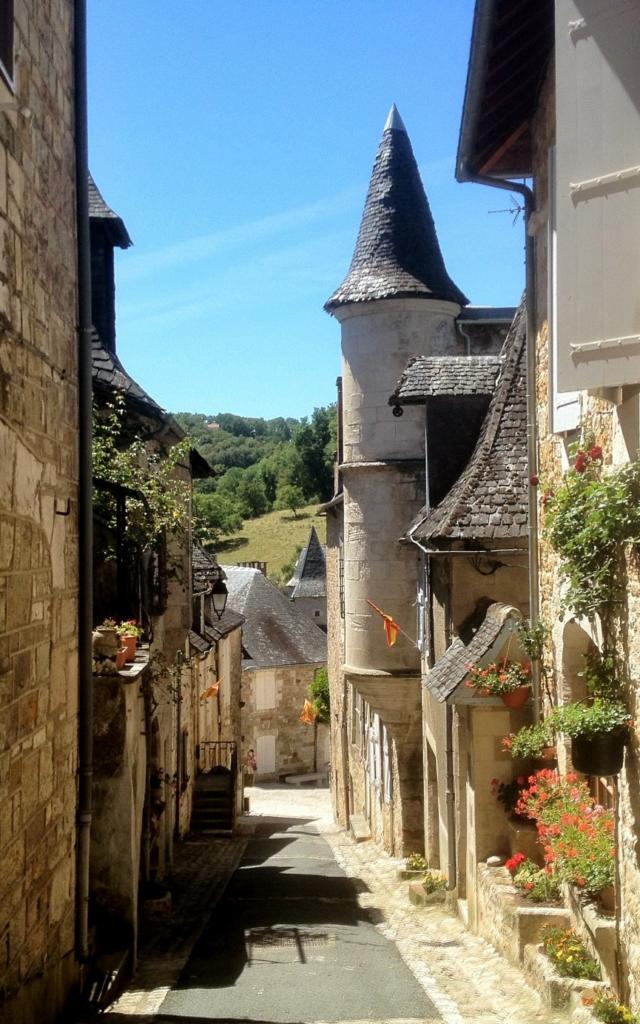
[121,634,137,662]
[532,746,557,770]
[571,729,626,776]
[501,686,531,710]
[115,647,127,671]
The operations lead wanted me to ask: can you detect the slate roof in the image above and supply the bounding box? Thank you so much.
[425,601,521,702]
[325,106,468,311]
[204,611,245,642]
[192,540,225,593]
[88,174,132,248]
[92,328,164,417]
[221,566,326,669]
[287,527,326,599]
[188,630,211,654]
[409,301,528,541]
[390,355,503,405]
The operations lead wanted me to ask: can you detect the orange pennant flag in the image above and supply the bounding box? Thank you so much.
[300,699,317,725]
[200,680,220,701]
[366,599,400,647]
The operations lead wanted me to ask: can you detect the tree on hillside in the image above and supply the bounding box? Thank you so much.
[275,482,305,518]
[293,405,335,502]
[193,492,243,548]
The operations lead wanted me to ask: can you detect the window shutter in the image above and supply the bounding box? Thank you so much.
[555,0,640,390]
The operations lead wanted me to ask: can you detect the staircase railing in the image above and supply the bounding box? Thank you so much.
[199,740,237,775]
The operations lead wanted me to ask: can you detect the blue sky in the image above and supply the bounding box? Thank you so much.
[88,1,525,420]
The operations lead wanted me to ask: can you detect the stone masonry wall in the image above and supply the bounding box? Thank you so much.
[325,508,348,824]
[532,65,640,1007]
[0,3,80,1022]
[241,663,327,781]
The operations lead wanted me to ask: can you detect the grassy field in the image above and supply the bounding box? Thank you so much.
[217,503,327,582]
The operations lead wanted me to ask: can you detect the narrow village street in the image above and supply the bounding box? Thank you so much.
[103,786,568,1024]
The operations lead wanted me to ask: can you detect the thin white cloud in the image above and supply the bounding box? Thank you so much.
[118,184,363,283]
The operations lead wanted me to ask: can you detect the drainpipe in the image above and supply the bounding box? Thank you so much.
[74,0,94,961]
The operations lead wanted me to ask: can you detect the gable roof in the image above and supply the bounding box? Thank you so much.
[287,526,326,599]
[88,174,133,248]
[456,0,553,181]
[325,105,468,312]
[91,328,164,417]
[221,565,326,669]
[409,301,528,541]
[425,601,521,702]
[390,354,502,405]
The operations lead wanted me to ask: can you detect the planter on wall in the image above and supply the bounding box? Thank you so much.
[501,686,531,710]
[121,634,138,662]
[571,730,626,776]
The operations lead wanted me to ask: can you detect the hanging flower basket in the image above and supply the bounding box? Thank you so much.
[501,686,531,710]
[571,728,627,776]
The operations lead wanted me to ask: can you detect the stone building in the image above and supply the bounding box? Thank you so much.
[89,179,224,985]
[190,541,245,830]
[394,303,530,927]
[456,0,640,1006]
[285,525,327,630]
[0,3,83,1021]
[222,566,327,781]
[323,105,514,857]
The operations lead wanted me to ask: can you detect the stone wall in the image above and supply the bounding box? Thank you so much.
[325,506,349,823]
[195,627,243,816]
[241,662,327,781]
[532,64,640,1006]
[0,3,80,1021]
[91,666,147,958]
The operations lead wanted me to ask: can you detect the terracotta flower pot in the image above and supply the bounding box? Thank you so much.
[571,729,626,776]
[115,647,127,671]
[501,686,531,710]
[121,634,137,662]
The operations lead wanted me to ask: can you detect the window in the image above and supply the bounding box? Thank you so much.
[382,724,391,803]
[255,671,276,711]
[555,0,640,391]
[0,2,13,84]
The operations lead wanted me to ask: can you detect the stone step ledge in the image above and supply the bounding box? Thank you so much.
[522,942,607,1010]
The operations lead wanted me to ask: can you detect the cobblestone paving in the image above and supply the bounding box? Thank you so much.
[247,786,570,1024]
[104,785,570,1023]
[105,833,247,1017]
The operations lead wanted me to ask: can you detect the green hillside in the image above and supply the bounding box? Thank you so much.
[217,504,326,583]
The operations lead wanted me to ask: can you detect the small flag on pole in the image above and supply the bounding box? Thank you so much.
[300,699,317,724]
[200,680,220,701]
[366,599,400,647]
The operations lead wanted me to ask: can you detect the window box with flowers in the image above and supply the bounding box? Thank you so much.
[465,658,532,708]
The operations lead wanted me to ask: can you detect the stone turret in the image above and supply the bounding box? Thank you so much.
[326,106,466,675]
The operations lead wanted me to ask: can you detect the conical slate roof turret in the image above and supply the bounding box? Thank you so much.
[325,105,468,311]
[287,526,326,599]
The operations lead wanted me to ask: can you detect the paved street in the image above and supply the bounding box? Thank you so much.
[105,785,567,1024]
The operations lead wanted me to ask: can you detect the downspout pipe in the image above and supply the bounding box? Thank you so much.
[74,0,94,961]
